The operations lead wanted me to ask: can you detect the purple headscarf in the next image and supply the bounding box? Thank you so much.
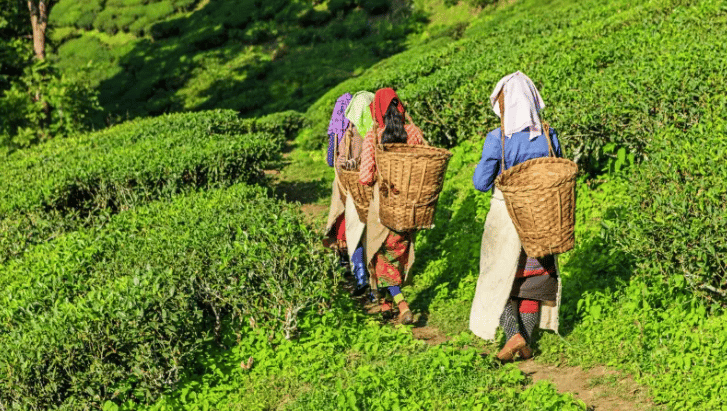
[327,93,353,167]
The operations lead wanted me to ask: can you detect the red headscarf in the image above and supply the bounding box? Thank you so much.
[369,88,405,129]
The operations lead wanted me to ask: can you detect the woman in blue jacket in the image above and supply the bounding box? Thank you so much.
[469,72,563,362]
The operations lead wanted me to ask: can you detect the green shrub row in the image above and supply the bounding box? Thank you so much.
[49,0,419,126]
[0,183,333,410]
[305,0,727,174]
[50,0,198,34]
[0,109,305,263]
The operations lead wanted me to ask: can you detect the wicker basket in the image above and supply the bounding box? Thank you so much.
[375,143,452,231]
[493,91,578,257]
[338,168,374,221]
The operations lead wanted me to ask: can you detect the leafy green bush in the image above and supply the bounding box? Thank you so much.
[0,184,334,409]
[0,60,101,148]
[609,120,727,303]
[89,0,181,34]
[48,0,104,29]
[49,0,418,123]
[0,109,305,263]
[0,0,32,93]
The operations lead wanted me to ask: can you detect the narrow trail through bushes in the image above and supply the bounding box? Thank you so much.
[268,154,658,411]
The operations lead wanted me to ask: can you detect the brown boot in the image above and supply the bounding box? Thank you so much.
[497,333,527,362]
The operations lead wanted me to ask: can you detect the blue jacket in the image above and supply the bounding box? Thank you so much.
[473,127,562,193]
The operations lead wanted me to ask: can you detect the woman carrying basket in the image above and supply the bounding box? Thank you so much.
[359,88,424,324]
[469,72,563,361]
[324,92,371,296]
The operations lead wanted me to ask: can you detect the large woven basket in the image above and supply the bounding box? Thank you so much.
[375,143,452,231]
[493,91,578,257]
[338,168,374,221]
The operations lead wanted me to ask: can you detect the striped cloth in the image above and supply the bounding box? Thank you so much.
[515,251,556,278]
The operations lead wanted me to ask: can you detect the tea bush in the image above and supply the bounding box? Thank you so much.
[47,0,420,124]
[0,109,305,263]
[610,116,727,303]
[305,0,727,174]
[0,184,333,409]
[49,0,104,30]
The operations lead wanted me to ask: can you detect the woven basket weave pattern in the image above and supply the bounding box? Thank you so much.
[496,158,577,257]
[492,91,578,257]
[338,168,374,221]
[375,144,452,231]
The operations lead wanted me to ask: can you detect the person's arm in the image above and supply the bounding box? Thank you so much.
[358,129,377,186]
[473,130,502,193]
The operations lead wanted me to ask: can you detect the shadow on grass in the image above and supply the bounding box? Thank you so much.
[95,0,421,121]
[555,205,636,335]
[407,185,483,334]
[271,178,331,206]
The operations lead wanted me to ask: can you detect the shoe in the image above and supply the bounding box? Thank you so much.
[351,283,369,297]
[496,333,527,362]
[518,345,533,360]
[398,309,413,325]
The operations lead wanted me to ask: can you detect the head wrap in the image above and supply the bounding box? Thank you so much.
[369,88,405,129]
[326,93,352,167]
[489,71,545,140]
[344,91,375,136]
[328,93,353,140]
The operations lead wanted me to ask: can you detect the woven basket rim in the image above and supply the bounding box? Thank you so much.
[376,143,453,157]
[496,157,578,192]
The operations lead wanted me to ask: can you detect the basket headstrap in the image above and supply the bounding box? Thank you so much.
[333,127,348,196]
[344,124,352,160]
[497,90,555,173]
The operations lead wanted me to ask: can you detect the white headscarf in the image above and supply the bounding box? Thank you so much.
[489,71,545,140]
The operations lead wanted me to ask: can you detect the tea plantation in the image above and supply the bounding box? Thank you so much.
[1,0,726,409]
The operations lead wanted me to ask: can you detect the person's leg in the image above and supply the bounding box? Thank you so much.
[334,215,347,267]
[351,245,369,296]
[388,285,413,324]
[517,299,540,359]
[497,299,526,361]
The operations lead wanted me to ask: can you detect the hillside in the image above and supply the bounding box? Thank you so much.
[48,0,432,121]
[1,0,726,409]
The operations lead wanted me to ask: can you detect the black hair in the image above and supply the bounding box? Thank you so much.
[380,99,408,144]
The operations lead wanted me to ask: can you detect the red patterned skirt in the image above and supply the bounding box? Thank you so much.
[373,231,412,288]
